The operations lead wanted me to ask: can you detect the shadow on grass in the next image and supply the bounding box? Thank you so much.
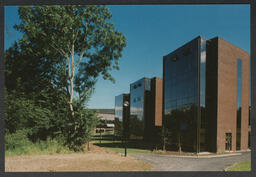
[92,133,162,152]
[94,140,160,151]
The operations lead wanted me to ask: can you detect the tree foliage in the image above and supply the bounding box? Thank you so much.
[5,5,126,151]
[14,5,126,109]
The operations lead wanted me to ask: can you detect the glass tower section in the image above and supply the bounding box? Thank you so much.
[130,78,151,139]
[236,59,242,150]
[164,38,200,152]
[163,36,207,152]
[199,37,207,151]
[115,94,125,137]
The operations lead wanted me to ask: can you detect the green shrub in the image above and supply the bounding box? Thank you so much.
[5,129,32,155]
[4,89,52,141]
[5,131,71,156]
[62,108,99,151]
[5,89,99,152]
[29,138,71,155]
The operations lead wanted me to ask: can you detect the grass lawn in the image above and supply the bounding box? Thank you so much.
[103,146,152,154]
[93,140,152,154]
[92,132,153,154]
[226,161,251,171]
[5,138,76,157]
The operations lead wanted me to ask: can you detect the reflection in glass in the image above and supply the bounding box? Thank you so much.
[236,59,242,150]
[200,37,207,151]
[164,38,200,152]
[130,78,151,139]
[115,94,124,137]
[114,94,129,138]
[163,37,208,152]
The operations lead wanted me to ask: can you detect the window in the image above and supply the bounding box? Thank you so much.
[182,48,191,56]
[172,55,178,62]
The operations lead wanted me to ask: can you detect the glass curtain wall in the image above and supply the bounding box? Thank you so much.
[130,78,151,139]
[236,59,242,150]
[164,38,199,152]
[115,94,124,137]
[199,37,207,151]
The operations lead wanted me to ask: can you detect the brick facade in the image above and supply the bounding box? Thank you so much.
[163,36,250,153]
[216,37,250,152]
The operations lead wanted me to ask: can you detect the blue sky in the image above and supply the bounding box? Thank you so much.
[5,5,250,109]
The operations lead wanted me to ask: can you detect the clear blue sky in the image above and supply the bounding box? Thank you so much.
[5,5,250,109]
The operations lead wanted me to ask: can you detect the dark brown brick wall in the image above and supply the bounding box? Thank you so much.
[144,77,162,141]
[216,37,250,152]
[154,77,163,126]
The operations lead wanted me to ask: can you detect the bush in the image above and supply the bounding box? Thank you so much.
[5,129,32,155]
[5,131,71,156]
[29,138,71,155]
[62,108,99,151]
[5,88,99,152]
[5,89,52,141]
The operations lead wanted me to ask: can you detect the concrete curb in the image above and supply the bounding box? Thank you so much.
[131,152,243,158]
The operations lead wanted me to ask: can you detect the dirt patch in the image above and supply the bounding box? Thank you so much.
[5,143,153,172]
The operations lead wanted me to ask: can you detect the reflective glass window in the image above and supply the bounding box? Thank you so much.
[236,59,242,150]
[164,38,200,152]
[130,78,150,139]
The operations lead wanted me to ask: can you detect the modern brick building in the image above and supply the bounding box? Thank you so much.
[114,77,162,141]
[129,77,151,140]
[129,77,163,141]
[163,36,250,153]
[144,77,163,142]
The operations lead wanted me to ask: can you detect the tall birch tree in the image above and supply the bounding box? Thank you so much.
[14,5,126,116]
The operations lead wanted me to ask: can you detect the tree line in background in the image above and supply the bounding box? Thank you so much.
[5,5,126,153]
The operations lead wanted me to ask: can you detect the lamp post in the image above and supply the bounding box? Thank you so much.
[123,101,129,157]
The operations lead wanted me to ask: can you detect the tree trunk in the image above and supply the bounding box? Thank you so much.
[69,77,74,116]
[178,133,181,154]
[69,43,75,117]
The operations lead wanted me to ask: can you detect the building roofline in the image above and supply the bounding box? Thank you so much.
[163,35,203,58]
[151,76,162,80]
[130,77,150,85]
[163,35,249,58]
[209,36,249,55]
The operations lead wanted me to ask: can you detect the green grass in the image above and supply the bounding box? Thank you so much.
[104,146,152,154]
[5,131,76,157]
[226,161,251,171]
[5,138,75,157]
[92,132,158,154]
[93,139,152,154]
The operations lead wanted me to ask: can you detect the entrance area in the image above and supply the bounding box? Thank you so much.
[225,133,232,151]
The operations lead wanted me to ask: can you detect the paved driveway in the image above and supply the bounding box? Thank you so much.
[130,152,251,171]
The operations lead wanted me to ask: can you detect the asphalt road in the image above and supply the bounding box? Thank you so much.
[130,151,251,171]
